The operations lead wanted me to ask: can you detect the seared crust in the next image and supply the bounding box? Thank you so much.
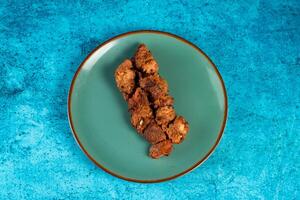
[128,88,153,133]
[155,106,176,127]
[143,120,166,144]
[153,94,174,108]
[166,116,189,144]
[139,74,168,100]
[114,59,136,99]
[134,44,158,74]
[149,140,173,159]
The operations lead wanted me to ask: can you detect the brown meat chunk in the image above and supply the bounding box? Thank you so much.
[143,120,166,144]
[153,95,174,108]
[134,44,158,74]
[128,88,153,133]
[128,88,149,111]
[130,111,152,133]
[149,140,173,159]
[114,59,136,98]
[139,74,168,99]
[155,106,176,127]
[166,116,189,144]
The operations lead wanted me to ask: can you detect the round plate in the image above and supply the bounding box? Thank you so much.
[68,30,228,183]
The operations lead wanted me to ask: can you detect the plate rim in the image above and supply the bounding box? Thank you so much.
[67,30,228,183]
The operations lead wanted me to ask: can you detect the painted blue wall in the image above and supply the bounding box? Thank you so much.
[0,0,299,199]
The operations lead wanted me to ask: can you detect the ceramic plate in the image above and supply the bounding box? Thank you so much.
[68,30,228,183]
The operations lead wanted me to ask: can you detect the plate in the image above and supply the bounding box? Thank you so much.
[68,30,228,183]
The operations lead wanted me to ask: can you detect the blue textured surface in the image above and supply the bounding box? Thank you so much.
[0,0,299,199]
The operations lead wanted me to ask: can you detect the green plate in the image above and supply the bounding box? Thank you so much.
[68,30,228,183]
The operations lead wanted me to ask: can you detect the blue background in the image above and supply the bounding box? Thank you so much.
[0,0,299,199]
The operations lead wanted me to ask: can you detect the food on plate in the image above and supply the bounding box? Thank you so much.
[149,140,173,159]
[139,74,168,100]
[114,59,136,100]
[143,120,166,144]
[155,106,176,128]
[127,88,153,133]
[166,116,189,144]
[114,44,189,159]
[134,44,158,74]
